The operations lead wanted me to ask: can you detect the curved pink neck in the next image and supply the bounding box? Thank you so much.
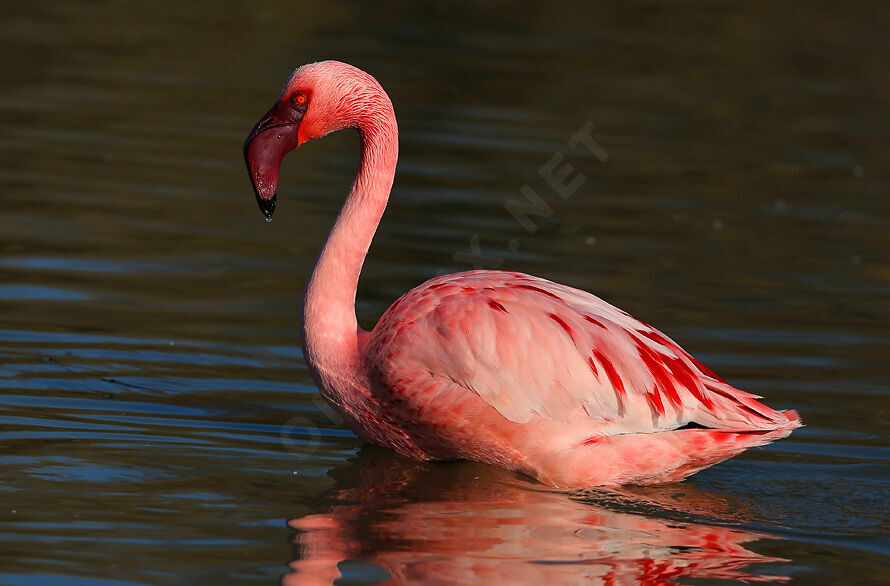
[301,108,398,390]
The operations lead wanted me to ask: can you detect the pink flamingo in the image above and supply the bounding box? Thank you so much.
[244,61,801,488]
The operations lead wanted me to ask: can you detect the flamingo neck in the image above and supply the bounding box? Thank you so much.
[301,110,398,397]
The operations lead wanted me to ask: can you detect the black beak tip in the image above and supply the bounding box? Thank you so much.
[256,192,277,220]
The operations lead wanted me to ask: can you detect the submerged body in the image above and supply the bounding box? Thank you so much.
[244,60,800,488]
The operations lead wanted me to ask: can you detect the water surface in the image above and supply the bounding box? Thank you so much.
[0,1,888,584]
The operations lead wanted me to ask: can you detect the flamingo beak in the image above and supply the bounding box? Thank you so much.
[244,99,305,219]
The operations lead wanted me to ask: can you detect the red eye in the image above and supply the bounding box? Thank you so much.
[294,94,307,105]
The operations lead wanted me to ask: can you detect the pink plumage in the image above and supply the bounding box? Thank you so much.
[244,61,801,488]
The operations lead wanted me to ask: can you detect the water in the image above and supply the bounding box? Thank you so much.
[1,1,888,584]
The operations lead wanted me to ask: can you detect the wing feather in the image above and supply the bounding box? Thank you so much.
[367,270,794,434]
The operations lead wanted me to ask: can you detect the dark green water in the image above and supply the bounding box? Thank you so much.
[1,1,888,584]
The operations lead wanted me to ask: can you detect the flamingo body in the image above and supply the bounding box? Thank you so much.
[244,61,801,488]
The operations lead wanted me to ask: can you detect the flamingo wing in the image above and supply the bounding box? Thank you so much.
[366,270,796,437]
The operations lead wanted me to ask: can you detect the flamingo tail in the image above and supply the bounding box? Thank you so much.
[538,410,802,487]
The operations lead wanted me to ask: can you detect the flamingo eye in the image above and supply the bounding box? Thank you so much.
[294,93,307,106]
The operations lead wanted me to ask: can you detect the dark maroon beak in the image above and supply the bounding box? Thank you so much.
[244,98,306,219]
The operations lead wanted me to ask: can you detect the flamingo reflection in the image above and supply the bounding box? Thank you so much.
[284,448,789,585]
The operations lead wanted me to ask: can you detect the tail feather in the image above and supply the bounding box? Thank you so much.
[540,414,801,488]
[694,379,801,431]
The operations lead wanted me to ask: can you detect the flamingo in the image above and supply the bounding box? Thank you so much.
[244,60,801,488]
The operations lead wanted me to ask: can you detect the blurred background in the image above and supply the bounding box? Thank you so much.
[0,1,888,584]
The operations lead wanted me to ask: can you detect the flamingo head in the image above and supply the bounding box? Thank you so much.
[244,60,391,219]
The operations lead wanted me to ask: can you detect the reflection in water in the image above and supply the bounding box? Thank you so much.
[284,449,788,585]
